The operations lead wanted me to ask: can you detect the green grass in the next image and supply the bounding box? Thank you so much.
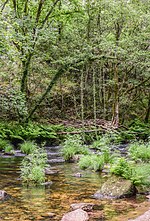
[4,145,15,154]
[79,155,104,171]
[128,142,150,162]
[0,138,14,153]
[20,141,37,154]
[20,147,48,185]
[62,135,89,161]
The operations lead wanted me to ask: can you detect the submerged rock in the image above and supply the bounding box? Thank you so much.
[47,212,56,218]
[71,203,95,211]
[61,209,89,221]
[94,176,136,199]
[72,173,82,177]
[41,181,53,186]
[45,168,59,175]
[72,154,84,162]
[0,190,10,200]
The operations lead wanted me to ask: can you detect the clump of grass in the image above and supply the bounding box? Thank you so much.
[0,139,11,150]
[20,147,48,185]
[130,163,150,186]
[110,157,133,179]
[128,142,150,162]
[110,157,150,187]
[79,155,104,171]
[20,141,37,154]
[0,138,14,153]
[4,145,15,154]
[62,135,89,161]
[92,134,111,150]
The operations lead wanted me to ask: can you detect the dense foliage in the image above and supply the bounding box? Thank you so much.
[20,146,48,185]
[0,0,149,125]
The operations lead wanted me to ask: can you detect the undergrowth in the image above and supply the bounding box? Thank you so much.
[20,146,48,185]
[62,135,89,161]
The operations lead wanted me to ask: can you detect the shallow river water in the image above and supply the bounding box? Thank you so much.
[0,148,149,221]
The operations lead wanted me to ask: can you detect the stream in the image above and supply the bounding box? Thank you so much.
[0,146,149,221]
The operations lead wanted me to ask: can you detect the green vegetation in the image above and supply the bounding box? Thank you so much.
[0,0,149,199]
[0,138,14,153]
[19,141,37,154]
[0,0,149,126]
[132,164,150,186]
[0,121,64,143]
[110,157,133,180]
[4,145,15,154]
[20,147,48,185]
[92,135,111,149]
[0,139,11,150]
[79,155,104,172]
[128,142,150,162]
[62,135,89,161]
[110,157,150,187]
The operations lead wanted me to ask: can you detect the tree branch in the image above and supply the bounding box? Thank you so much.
[1,0,9,12]
[36,0,45,23]
[41,0,60,27]
[124,77,150,94]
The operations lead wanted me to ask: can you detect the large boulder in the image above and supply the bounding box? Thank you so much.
[61,209,89,221]
[94,176,136,199]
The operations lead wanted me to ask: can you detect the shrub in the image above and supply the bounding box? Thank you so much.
[62,135,89,161]
[130,163,150,186]
[4,145,15,154]
[128,142,150,162]
[0,121,62,142]
[20,147,48,185]
[79,155,104,171]
[20,141,37,154]
[110,157,133,179]
[92,134,111,150]
[0,138,14,151]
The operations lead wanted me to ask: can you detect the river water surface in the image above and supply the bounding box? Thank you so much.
[0,147,149,221]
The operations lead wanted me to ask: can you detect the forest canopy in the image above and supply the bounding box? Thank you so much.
[0,0,150,125]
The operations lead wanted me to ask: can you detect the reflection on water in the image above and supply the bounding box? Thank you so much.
[0,156,149,221]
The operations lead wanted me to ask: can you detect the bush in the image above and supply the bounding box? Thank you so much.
[92,134,111,150]
[0,121,62,142]
[128,142,150,162]
[20,147,48,185]
[130,163,150,186]
[0,138,14,151]
[62,135,89,161]
[4,145,15,154]
[79,155,104,171]
[110,157,133,179]
[20,141,37,154]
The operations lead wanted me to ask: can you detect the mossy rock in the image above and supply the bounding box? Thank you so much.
[136,185,150,194]
[94,176,136,199]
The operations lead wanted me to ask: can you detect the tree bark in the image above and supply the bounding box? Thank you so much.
[144,92,150,123]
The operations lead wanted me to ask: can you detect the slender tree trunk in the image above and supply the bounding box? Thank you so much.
[25,66,67,122]
[111,63,119,128]
[21,54,32,94]
[80,68,84,128]
[93,65,97,136]
[144,92,150,123]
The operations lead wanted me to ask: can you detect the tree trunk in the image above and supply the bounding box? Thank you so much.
[144,92,150,123]
[111,64,119,128]
[25,66,67,122]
